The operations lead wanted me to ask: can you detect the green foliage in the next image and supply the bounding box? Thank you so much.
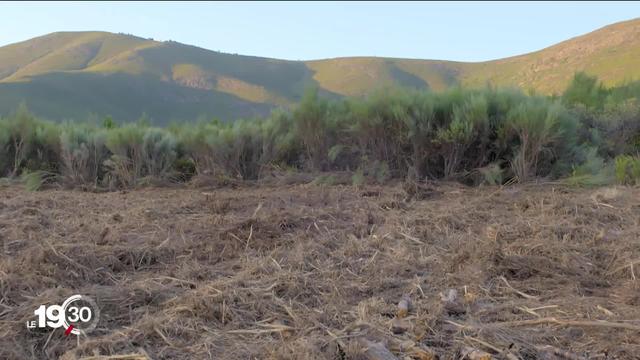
[21,171,46,191]
[257,109,300,169]
[312,174,337,186]
[174,158,196,182]
[104,124,146,187]
[221,120,265,180]
[21,170,58,191]
[0,123,9,175]
[3,74,640,189]
[60,124,108,186]
[562,72,609,110]
[614,155,640,185]
[501,97,577,182]
[373,161,391,184]
[478,163,504,186]
[142,128,177,178]
[0,103,62,177]
[347,88,412,174]
[563,72,640,113]
[351,168,365,187]
[4,103,38,176]
[436,94,489,178]
[328,145,345,164]
[293,87,332,170]
[103,115,116,129]
[565,147,615,186]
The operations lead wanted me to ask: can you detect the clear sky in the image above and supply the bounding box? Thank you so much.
[2,1,640,62]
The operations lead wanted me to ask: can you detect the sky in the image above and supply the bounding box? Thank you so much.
[2,1,640,62]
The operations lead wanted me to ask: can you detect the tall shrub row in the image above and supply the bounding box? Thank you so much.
[1,74,639,189]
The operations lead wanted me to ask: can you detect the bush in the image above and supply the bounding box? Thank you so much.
[2,103,39,177]
[21,170,59,191]
[4,76,640,190]
[174,158,196,182]
[293,87,332,170]
[478,163,504,186]
[563,72,609,110]
[0,121,11,176]
[260,109,301,169]
[352,168,365,187]
[142,128,177,178]
[347,88,412,175]
[565,147,614,186]
[312,174,337,186]
[436,94,489,178]
[174,122,214,175]
[501,97,577,182]
[614,155,640,185]
[104,124,146,187]
[60,125,108,186]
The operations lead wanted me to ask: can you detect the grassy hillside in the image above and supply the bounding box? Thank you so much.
[0,32,317,123]
[457,18,640,93]
[307,18,640,95]
[0,18,639,122]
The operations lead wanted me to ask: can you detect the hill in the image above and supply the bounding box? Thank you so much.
[0,18,639,123]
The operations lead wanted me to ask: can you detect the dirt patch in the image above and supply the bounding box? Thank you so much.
[0,183,639,359]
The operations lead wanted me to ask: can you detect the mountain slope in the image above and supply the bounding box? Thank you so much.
[456,18,640,92]
[307,18,640,95]
[0,32,316,123]
[0,18,639,123]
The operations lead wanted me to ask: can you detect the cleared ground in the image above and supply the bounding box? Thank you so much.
[1,181,639,359]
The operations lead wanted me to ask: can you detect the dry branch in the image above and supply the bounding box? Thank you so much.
[499,276,538,300]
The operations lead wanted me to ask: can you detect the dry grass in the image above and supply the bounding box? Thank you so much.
[0,180,639,359]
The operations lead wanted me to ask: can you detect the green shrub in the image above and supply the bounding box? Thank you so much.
[312,174,337,186]
[103,115,117,129]
[350,88,414,173]
[436,94,489,178]
[0,121,11,176]
[260,109,301,169]
[4,77,640,189]
[174,158,196,182]
[104,124,145,187]
[2,103,38,177]
[478,163,504,186]
[328,144,345,164]
[565,147,614,186]
[21,170,59,191]
[293,87,332,170]
[501,98,577,182]
[174,122,213,175]
[614,155,640,185]
[374,161,391,184]
[562,72,609,110]
[352,168,365,187]
[60,125,108,186]
[398,91,437,179]
[142,128,177,178]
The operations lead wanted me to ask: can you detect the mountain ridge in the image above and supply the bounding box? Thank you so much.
[1,18,639,124]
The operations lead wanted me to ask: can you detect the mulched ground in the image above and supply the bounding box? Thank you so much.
[0,180,639,359]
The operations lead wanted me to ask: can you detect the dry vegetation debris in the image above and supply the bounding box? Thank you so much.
[0,181,639,359]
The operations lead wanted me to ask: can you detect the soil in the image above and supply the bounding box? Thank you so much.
[0,180,639,359]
